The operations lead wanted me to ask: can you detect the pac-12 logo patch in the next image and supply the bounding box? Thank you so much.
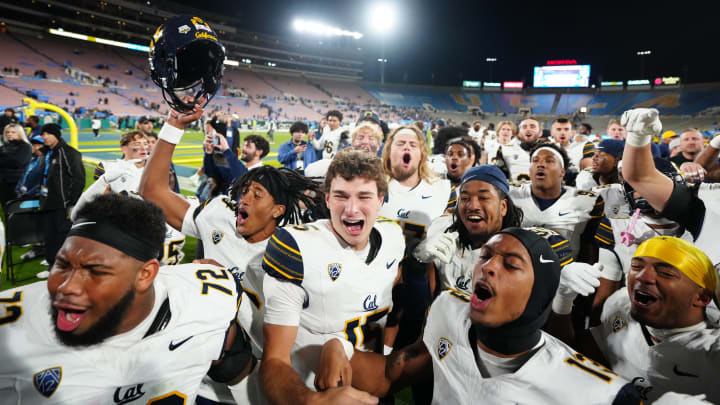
[612,314,627,333]
[328,263,342,281]
[212,230,224,244]
[33,367,62,397]
[437,337,452,360]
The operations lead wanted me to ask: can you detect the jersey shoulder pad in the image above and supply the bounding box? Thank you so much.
[524,227,574,266]
[582,167,593,173]
[594,217,615,248]
[93,161,105,180]
[574,188,598,198]
[509,181,523,188]
[262,227,304,286]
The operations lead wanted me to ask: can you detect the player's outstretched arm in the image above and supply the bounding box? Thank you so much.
[139,103,203,230]
[620,108,673,212]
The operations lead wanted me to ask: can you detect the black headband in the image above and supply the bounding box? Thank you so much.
[67,218,161,262]
[253,172,288,209]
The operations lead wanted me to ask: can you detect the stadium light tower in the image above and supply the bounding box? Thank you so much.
[636,50,651,78]
[486,57,497,81]
[369,3,397,86]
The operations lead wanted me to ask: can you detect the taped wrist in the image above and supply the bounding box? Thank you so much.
[551,294,575,315]
[158,123,184,145]
[710,136,720,150]
[625,131,651,147]
[207,325,254,383]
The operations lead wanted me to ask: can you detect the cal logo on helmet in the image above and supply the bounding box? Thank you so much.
[437,337,452,360]
[34,367,62,397]
[212,230,224,244]
[328,263,342,281]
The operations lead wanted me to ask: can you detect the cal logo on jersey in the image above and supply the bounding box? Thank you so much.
[363,294,379,311]
[33,367,62,398]
[437,337,452,360]
[114,383,146,405]
[328,263,342,281]
[212,230,224,244]
[612,314,627,333]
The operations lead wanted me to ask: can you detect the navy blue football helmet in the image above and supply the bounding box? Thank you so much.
[149,15,225,112]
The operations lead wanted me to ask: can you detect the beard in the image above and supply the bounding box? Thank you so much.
[391,164,417,183]
[240,153,251,163]
[51,288,136,347]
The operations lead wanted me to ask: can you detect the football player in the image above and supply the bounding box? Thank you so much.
[483,120,515,166]
[92,130,148,181]
[310,110,345,159]
[140,103,325,404]
[413,165,525,296]
[575,139,623,190]
[551,117,595,169]
[378,124,454,352]
[551,235,720,402]
[74,132,185,266]
[259,149,404,405]
[0,194,253,403]
[493,117,546,181]
[620,108,720,265]
[444,138,480,187]
[315,227,644,404]
[508,143,603,261]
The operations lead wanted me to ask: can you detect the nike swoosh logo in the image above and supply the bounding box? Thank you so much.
[168,336,193,351]
[71,221,97,229]
[558,212,570,216]
[386,259,396,269]
[421,195,432,199]
[673,365,699,378]
[539,255,554,264]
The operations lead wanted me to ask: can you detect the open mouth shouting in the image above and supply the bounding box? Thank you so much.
[342,218,365,237]
[402,153,412,168]
[471,280,495,311]
[534,169,546,180]
[631,286,660,310]
[237,206,249,227]
[54,302,89,332]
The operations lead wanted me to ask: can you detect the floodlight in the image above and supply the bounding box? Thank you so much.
[370,4,396,34]
[292,18,363,39]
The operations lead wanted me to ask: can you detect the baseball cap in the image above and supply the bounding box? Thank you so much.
[30,135,44,144]
[595,139,624,159]
[662,130,677,140]
[138,116,151,124]
[357,111,381,126]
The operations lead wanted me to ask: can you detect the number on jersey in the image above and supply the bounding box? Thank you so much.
[344,307,390,348]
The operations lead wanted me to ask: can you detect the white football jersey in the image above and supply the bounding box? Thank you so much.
[509,182,603,258]
[159,224,186,265]
[496,139,532,182]
[0,264,240,404]
[592,289,720,403]
[575,168,599,191]
[312,126,345,159]
[426,215,478,295]
[424,291,641,404]
[427,154,448,177]
[262,218,405,387]
[379,178,453,241]
[694,183,720,265]
[182,195,267,357]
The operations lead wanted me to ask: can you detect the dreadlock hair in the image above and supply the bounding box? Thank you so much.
[448,184,524,251]
[229,166,328,226]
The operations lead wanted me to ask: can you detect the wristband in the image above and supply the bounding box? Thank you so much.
[710,136,720,150]
[158,122,184,145]
[598,248,623,282]
[383,345,393,356]
[551,295,575,315]
[625,132,652,148]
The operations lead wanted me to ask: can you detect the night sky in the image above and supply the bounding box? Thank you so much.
[169,0,719,86]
